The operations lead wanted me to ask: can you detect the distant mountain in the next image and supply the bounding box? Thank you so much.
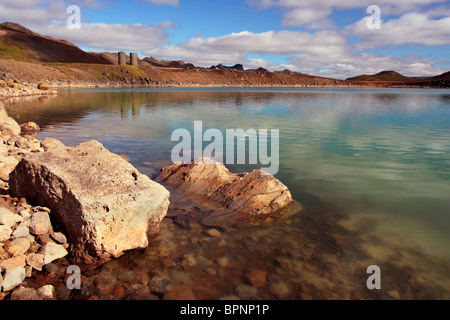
[427,71,450,81]
[346,71,413,82]
[0,22,109,64]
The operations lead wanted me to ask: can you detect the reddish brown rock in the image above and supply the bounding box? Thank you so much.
[244,269,267,288]
[163,285,196,300]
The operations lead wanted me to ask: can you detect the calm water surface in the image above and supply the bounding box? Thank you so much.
[6,88,450,299]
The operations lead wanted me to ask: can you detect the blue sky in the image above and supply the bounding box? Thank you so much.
[0,0,449,79]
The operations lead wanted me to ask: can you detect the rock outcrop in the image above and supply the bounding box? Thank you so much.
[9,140,170,264]
[159,158,293,227]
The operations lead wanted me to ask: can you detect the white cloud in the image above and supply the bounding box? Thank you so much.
[246,0,448,27]
[345,12,450,49]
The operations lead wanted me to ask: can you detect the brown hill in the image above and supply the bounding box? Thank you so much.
[0,22,109,64]
[347,71,413,82]
[427,71,450,81]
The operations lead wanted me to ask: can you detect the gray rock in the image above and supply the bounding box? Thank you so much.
[2,266,26,291]
[9,140,170,264]
[235,283,258,299]
[50,232,67,244]
[11,225,30,239]
[149,276,173,294]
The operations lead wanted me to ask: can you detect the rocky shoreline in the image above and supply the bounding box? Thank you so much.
[0,93,294,299]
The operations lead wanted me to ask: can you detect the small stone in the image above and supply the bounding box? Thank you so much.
[26,253,45,271]
[205,267,217,275]
[0,207,22,228]
[205,228,221,237]
[29,211,52,235]
[50,232,67,244]
[269,281,291,299]
[39,242,68,264]
[181,254,196,267]
[244,269,267,288]
[304,263,318,272]
[11,286,42,300]
[387,290,400,300]
[2,266,26,291]
[235,283,258,299]
[11,225,30,239]
[149,276,173,294]
[163,285,196,300]
[116,269,135,282]
[37,82,50,91]
[216,256,229,268]
[274,256,291,269]
[0,255,26,272]
[0,225,12,242]
[5,238,30,257]
[37,285,56,300]
[40,137,65,151]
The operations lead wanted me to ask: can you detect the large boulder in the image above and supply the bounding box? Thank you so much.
[159,157,293,219]
[9,140,170,264]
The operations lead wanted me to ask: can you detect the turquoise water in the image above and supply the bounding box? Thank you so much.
[6,88,450,299]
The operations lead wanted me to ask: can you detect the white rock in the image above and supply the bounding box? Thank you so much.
[0,225,12,242]
[0,207,23,228]
[37,285,56,300]
[11,225,30,239]
[2,266,26,291]
[40,242,68,264]
[26,253,45,271]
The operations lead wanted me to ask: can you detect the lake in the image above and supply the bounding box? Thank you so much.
[6,88,450,300]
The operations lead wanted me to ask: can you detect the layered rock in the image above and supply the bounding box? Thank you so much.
[159,157,293,228]
[9,140,170,264]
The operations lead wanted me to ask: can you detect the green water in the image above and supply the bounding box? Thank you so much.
[6,88,450,299]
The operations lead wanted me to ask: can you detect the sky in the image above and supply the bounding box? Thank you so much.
[0,0,449,79]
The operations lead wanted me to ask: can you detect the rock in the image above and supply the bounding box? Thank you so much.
[11,225,30,239]
[11,286,42,300]
[159,157,293,217]
[163,285,195,300]
[39,242,68,264]
[0,255,26,271]
[0,225,12,242]
[244,269,267,288]
[300,293,313,300]
[387,290,400,300]
[0,207,23,228]
[50,232,67,244]
[2,266,26,291]
[26,253,45,271]
[304,263,318,272]
[181,254,196,267]
[149,276,173,294]
[0,117,21,136]
[205,228,221,237]
[216,256,229,268]
[274,256,291,269]
[37,285,56,300]
[19,122,40,137]
[269,281,291,299]
[0,80,7,89]
[40,137,65,151]
[29,211,52,235]
[5,238,30,257]
[37,82,50,91]
[9,140,170,264]
[235,283,258,299]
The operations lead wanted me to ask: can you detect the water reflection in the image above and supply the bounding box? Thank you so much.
[5,88,450,299]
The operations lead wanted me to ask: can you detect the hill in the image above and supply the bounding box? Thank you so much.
[346,71,413,82]
[0,22,109,64]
